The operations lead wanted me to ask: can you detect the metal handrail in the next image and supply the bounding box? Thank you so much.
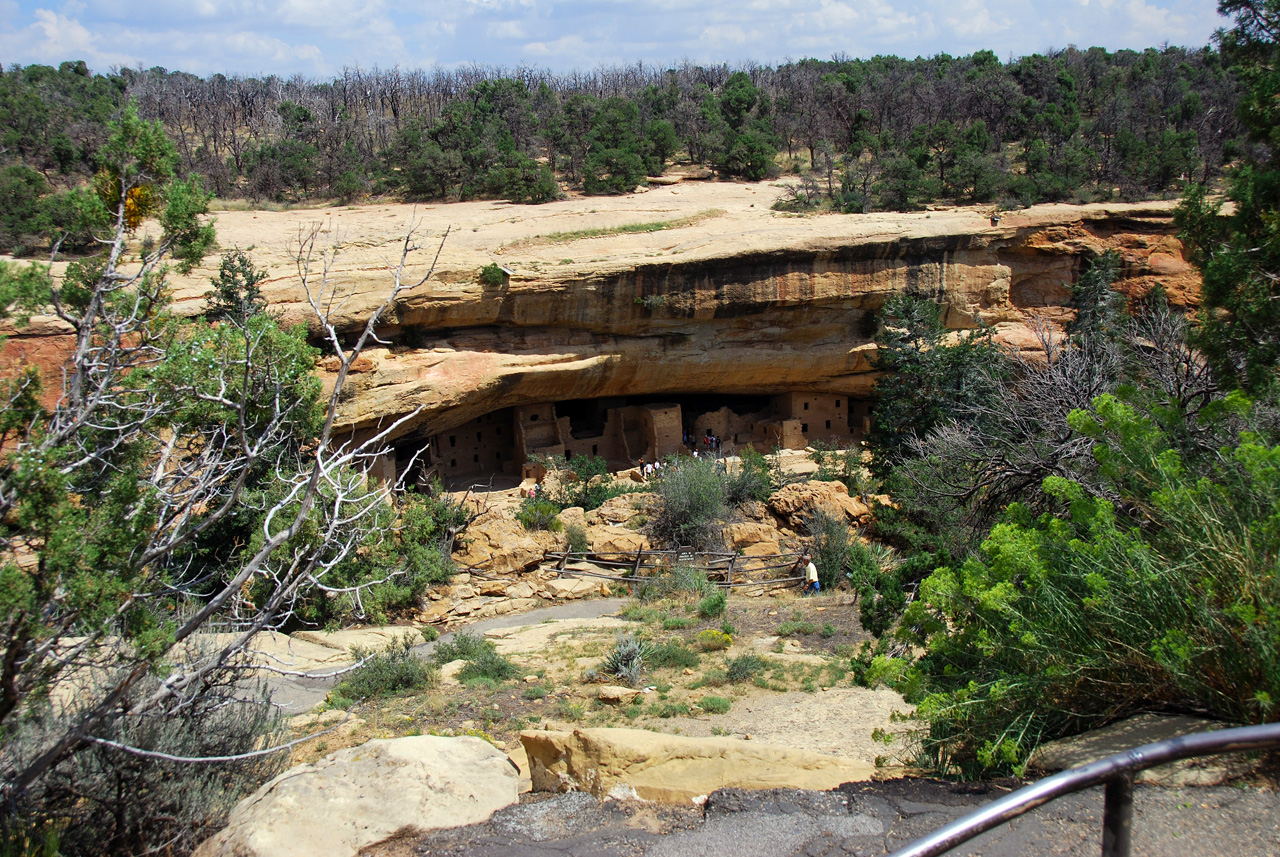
[888,720,1280,857]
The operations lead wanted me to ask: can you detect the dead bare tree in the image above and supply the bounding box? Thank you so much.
[0,192,449,831]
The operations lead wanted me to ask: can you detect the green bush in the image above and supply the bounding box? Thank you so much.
[693,668,729,688]
[565,522,590,553]
[648,639,701,669]
[457,647,519,683]
[649,456,727,549]
[697,590,727,619]
[726,653,768,682]
[479,263,506,287]
[807,508,852,590]
[517,496,563,532]
[699,696,732,714]
[777,619,815,636]
[635,565,715,601]
[726,447,775,505]
[431,632,492,665]
[332,636,438,701]
[903,393,1280,778]
[4,678,286,857]
[662,615,695,630]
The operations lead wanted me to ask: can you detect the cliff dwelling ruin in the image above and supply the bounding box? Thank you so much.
[385,392,873,488]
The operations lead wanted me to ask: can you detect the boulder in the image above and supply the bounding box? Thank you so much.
[478,579,508,596]
[741,540,781,557]
[194,736,518,857]
[520,727,873,804]
[543,577,597,599]
[557,506,588,530]
[504,581,536,599]
[1027,713,1262,786]
[590,525,650,555]
[417,602,451,624]
[596,685,642,705]
[451,510,545,575]
[587,493,655,526]
[722,521,781,551]
[767,481,869,529]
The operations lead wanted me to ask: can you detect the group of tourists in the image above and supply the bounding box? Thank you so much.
[680,428,723,456]
[638,458,665,478]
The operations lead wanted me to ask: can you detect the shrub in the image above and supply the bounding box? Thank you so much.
[602,633,654,687]
[479,263,505,287]
[333,635,439,701]
[807,508,852,590]
[635,565,715,602]
[457,647,519,683]
[726,653,768,682]
[517,496,563,532]
[662,615,695,630]
[556,700,587,721]
[903,394,1280,778]
[655,702,691,718]
[648,639,701,669]
[4,677,286,857]
[696,629,733,651]
[778,619,815,636]
[693,668,729,688]
[649,456,728,549]
[565,522,590,554]
[820,622,837,638]
[726,447,775,505]
[522,685,549,700]
[432,632,492,665]
[697,590,727,619]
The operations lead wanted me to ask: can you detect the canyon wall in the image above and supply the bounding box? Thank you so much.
[0,184,1198,461]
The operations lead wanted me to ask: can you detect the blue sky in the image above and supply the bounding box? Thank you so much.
[0,0,1226,78]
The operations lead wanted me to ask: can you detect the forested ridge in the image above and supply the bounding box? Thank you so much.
[0,44,1245,254]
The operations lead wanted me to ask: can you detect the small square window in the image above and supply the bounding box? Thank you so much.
[449,435,456,447]
[835,399,841,407]
[530,414,539,422]
[450,459,457,468]
[802,423,809,433]
[825,420,831,430]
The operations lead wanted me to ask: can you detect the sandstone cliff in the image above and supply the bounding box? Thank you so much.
[0,182,1197,445]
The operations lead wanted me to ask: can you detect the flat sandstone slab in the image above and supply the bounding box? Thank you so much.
[521,726,875,803]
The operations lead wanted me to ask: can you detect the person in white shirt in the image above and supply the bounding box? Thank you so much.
[803,552,819,595]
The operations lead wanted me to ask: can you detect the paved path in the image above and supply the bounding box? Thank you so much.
[269,598,628,714]
[381,779,1280,857]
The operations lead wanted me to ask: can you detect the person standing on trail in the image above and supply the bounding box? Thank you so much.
[802,552,819,595]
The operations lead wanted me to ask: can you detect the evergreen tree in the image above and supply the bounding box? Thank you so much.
[1177,0,1280,391]
[204,248,268,323]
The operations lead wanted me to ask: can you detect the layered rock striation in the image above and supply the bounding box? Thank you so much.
[1,184,1198,454]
